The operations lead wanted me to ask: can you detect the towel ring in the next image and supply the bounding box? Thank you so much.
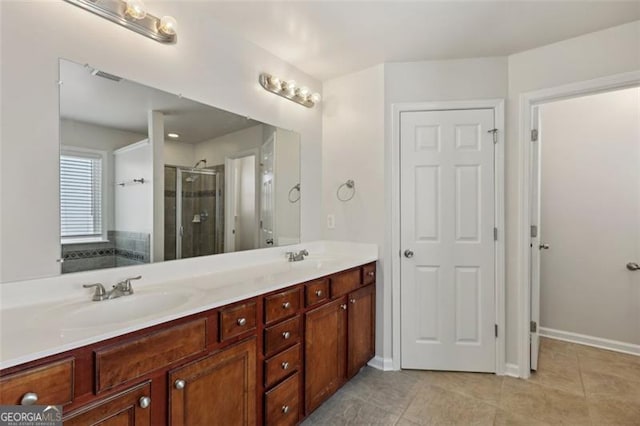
[337,179,355,202]
[288,183,301,203]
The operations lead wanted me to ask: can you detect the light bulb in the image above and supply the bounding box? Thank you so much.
[310,92,321,103]
[167,133,180,139]
[158,16,178,36]
[124,0,147,20]
[267,75,281,90]
[284,80,296,96]
[297,86,310,99]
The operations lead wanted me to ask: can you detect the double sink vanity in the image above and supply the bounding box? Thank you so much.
[0,241,377,425]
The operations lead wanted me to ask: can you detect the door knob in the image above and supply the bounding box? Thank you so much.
[626,262,640,271]
[539,244,550,250]
[404,249,414,258]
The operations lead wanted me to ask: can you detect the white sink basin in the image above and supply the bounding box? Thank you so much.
[289,255,345,269]
[40,291,192,330]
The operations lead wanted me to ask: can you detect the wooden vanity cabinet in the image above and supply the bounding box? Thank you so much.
[347,284,376,379]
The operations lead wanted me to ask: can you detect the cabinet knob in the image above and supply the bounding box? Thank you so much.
[315,289,323,297]
[282,301,291,309]
[20,392,38,406]
[139,396,151,409]
[340,304,347,310]
[350,298,356,304]
[368,271,375,277]
[237,317,247,326]
[282,361,289,370]
[282,331,291,339]
[174,379,186,390]
[282,405,290,414]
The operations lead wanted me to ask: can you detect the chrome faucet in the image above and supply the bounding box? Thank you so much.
[83,275,141,301]
[286,249,309,262]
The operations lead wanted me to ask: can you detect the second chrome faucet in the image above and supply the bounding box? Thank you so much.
[83,275,142,301]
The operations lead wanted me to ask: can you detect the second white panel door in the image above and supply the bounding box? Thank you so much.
[400,108,496,372]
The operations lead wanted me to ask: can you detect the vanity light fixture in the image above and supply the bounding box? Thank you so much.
[63,0,178,44]
[259,73,321,108]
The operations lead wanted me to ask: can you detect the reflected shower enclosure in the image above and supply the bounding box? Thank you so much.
[164,165,224,260]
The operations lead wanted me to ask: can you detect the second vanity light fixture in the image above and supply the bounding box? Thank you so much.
[63,0,178,44]
[259,73,321,108]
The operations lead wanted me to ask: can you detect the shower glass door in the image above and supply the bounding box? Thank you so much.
[176,168,221,259]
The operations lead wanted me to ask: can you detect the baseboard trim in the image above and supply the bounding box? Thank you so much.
[539,327,640,357]
[504,363,520,377]
[368,356,395,371]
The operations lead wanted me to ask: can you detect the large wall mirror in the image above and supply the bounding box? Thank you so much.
[59,59,301,274]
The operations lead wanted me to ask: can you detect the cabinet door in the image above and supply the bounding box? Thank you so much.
[347,284,376,378]
[169,337,256,426]
[304,297,346,414]
[63,382,151,426]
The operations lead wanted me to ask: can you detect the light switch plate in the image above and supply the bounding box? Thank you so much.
[327,214,335,229]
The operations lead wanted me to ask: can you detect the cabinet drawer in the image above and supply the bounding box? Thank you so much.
[0,358,74,406]
[264,316,301,357]
[265,288,300,325]
[265,372,299,426]
[305,279,329,307]
[220,301,257,341]
[330,269,361,298]
[264,344,300,389]
[362,263,376,285]
[95,319,206,392]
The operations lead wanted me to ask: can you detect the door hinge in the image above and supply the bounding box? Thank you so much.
[531,129,539,142]
[494,324,498,337]
[530,321,538,333]
[493,227,498,241]
[488,128,498,144]
[530,225,538,238]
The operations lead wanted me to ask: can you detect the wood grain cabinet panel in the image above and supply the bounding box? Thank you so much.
[63,382,151,426]
[95,319,206,392]
[304,279,329,307]
[304,298,347,414]
[169,337,257,426]
[264,344,300,388]
[347,284,376,378]
[264,372,299,426]
[264,288,300,325]
[362,263,376,285]
[0,358,74,406]
[220,301,257,341]
[264,316,301,358]
[330,269,361,298]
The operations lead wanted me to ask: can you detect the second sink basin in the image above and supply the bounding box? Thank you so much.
[41,290,193,330]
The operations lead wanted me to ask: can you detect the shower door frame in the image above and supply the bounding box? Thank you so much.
[175,167,220,260]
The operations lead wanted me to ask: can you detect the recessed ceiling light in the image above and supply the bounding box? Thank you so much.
[167,133,180,139]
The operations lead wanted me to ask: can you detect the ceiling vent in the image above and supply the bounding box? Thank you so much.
[90,69,122,82]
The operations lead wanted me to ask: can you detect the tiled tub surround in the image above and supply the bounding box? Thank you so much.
[61,231,150,273]
[0,240,377,369]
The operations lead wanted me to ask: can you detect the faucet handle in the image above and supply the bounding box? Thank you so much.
[116,275,141,294]
[300,249,309,256]
[83,283,107,301]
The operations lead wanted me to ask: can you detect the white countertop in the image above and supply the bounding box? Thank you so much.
[0,241,377,370]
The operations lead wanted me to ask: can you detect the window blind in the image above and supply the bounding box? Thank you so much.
[60,152,103,238]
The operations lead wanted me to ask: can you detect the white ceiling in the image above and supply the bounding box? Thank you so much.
[59,59,260,144]
[195,0,640,81]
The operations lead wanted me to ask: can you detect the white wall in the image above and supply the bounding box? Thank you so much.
[506,20,640,365]
[0,1,322,282]
[114,142,153,234]
[164,140,195,168]
[60,119,145,232]
[194,125,263,166]
[274,128,301,245]
[539,88,640,345]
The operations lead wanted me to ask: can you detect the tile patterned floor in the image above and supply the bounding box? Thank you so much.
[302,337,640,425]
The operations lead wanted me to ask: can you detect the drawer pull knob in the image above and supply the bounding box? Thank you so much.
[139,396,151,409]
[237,317,247,326]
[368,271,375,277]
[315,290,323,297]
[340,304,347,310]
[282,331,291,339]
[20,392,38,406]
[282,405,290,414]
[174,379,186,390]
[282,301,291,309]
[350,298,356,304]
[282,361,290,370]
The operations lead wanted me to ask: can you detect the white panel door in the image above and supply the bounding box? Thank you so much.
[260,134,275,248]
[400,109,496,372]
